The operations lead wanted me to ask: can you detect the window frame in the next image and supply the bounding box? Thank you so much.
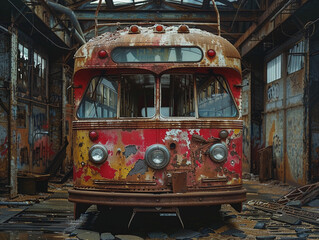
[77,72,239,120]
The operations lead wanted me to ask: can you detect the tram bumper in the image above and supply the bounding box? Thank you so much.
[69,187,246,217]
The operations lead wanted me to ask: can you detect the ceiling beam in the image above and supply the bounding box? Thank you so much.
[75,9,260,22]
[236,0,310,57]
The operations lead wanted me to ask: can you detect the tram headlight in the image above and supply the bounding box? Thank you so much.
[145,144,170,170]
[89,145,108,164]
[209,143,228,163]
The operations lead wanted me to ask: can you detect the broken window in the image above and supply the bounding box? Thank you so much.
[287,41,305,75]
[160,74,194,117]
[78,76,118,118]
[33,52,47,99]
[267,54,282,83]
[17,43,29,93]
[196,75,237,117]
[120,74,155,117]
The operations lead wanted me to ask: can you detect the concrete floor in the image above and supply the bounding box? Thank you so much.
[0,179,319,239]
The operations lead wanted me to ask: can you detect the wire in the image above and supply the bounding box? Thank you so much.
[8,0,75,51]
[230,0,245,31]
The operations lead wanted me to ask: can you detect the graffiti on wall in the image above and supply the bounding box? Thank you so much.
[267,82,280,101]
[31,106,49,170]
[273,134,282,164]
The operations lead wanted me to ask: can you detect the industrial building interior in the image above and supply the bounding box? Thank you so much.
[1,0,319,239]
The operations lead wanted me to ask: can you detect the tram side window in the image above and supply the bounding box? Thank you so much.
[161,74,194,117]
[78,76,118,118]
[196,75,237,117]
[120,74,155,117]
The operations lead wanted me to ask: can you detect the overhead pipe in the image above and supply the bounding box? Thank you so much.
[73,28,86,45]
[45,0,86,44]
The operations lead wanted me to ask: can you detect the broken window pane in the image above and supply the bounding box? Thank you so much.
[120,74,155,117]
[17,43,29,93]
[287,40,304,74]
[78,76,118,118]
[196,75,237,117]
[33,51,47,99]
[160,74,194,117]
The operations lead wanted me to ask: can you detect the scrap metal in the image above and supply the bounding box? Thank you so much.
[276,182,319,205]
[247,200,319,225]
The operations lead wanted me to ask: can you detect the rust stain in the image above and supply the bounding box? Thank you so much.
[268,121,276,146]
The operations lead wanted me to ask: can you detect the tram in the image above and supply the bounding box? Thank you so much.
[68,17,246,220]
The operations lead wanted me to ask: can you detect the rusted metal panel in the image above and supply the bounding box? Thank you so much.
[69,187,246,208]
[258,146,273,182]
[286,107,305,184]
[73,128,242,191]
[74,26,241,75]
[265,111,284,180]
[286,70,305,107]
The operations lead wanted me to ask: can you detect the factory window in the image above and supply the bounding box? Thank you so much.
[287,41,305,74]
[267,54,282,83]
[17,43,29,93]
[33,52,47,98]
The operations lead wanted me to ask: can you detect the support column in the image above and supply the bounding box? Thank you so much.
[9,27,18,198]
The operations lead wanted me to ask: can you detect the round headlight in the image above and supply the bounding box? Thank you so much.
[89,145,108,164]
[145,144,170,169]
[209,143,227,163]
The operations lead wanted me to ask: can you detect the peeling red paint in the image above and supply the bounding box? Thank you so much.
[75,167,84,179]
[98,130,118,145]
[84,175,91,182]
[196,160,202,168]
[89,162,117,179]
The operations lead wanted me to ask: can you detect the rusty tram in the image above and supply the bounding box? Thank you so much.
[68,22,246,221]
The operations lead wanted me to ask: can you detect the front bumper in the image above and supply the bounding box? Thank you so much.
[68,187,247,207]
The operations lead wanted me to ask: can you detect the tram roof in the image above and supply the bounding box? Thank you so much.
[74,25,241,74]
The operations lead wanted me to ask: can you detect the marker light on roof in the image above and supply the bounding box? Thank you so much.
[178,25,190,33]
[154,25,165,33]
[98,50,108,59]
[129,25,140,34]
[207,49,216,58]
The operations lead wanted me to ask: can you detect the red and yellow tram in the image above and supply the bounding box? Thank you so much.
[68,23,246,219]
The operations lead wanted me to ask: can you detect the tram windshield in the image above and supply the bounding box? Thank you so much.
[77,73,237,119]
